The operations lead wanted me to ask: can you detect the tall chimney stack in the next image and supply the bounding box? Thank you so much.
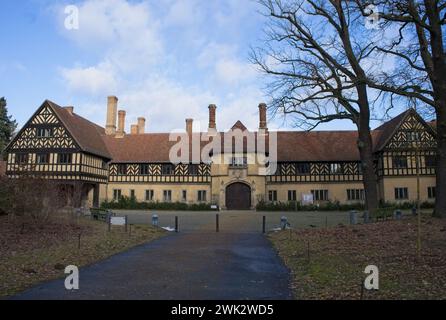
[186,118,193,136]
[106,96,118,135]
[117,110,126,137]
[138,117,146,134]
[208,104,217,130]
[259,103,268,130]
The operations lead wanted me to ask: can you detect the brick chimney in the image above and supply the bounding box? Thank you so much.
[131,124,139,135]
[186,118,193,136]
[208,104,217,130]
[117,110,126,137]
[64,106,74,115]
[106,96,118,135]
[259,103,268,130]
[138,117,146,134]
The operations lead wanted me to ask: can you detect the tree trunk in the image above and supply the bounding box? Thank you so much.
[434,101,446,218]
[356,84,379,215]
[357,123,379,215]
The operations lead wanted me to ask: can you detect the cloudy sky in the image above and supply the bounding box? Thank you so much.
[1,0,366,132]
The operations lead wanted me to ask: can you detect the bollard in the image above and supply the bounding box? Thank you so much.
[175,216,179,233]
[216,214,220,233]
[125,215,128,232]
[107,213,111,232]
[262,216,266,234]
[152,214,159,227]
[363,211,369,224]
[280,216,288,230]
[350,210,358,225]
[412,207,417,216]
[394,210,402,220]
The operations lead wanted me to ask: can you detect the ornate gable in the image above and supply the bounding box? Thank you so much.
[383,111,436,150]
[8,102,78,151]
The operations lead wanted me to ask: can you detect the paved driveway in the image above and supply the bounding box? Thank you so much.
[12,211,299,300]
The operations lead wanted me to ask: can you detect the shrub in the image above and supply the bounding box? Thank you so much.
[100,197,213,211]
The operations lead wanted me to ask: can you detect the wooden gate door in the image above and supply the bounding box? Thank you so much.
[225,183,251,210]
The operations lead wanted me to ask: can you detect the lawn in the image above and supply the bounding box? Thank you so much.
[269,214,446,299]
[0,214,166,298]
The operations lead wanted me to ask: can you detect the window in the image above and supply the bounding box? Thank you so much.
[428,187,436,199]
[311,190,329,201]
[36,127,53,138]
[198,190,207,202]
[288,190,297,201]
[130,190,136,199]
[330,163,343,174]
[36,153,49,164]
[189,164,199,175]
[117,164,127,175]
[395,188,409,200]
[347,189,365,201]
[230,157,247,167]
[113,189,122,201]
[393,156,408,169]
[163,190,172,202]
[58,153,72,164]
[407,131,420,142]
[268,190,277,202]
[182,190,187,202]
[162,164,174,175]
[102,161,108,170]
[296,163,310,174]
[425,155,436,168]
[140,164,149,175]
[145,190,154,201]
[15,154,28,164]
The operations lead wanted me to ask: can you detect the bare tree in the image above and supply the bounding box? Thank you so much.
[353,0,446,217]
[251,0,381,214]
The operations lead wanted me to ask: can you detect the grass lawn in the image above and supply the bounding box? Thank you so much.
[0,215,166,298]
[269,214,446,300]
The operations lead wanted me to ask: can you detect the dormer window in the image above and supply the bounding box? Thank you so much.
[36,127,53,138]
[230,156,247,167]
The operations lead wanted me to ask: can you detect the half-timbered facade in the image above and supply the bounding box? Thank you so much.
[5,97,437,209]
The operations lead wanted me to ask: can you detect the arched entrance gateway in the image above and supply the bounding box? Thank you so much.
[225,182,252,210]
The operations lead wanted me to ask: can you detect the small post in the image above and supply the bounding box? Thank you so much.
[108,214,111,232]
[216,214,220,233]
[78,233,81,250]
[125,215,128,232]
[349,210,357,225]
[175,216,179,233]
[129,224,132,237]
[262,216,266,234]
[394,210,402,220]
[363,211,369,224]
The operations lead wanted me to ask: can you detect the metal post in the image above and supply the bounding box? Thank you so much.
[108,214,111,232]
[175,216,179,233]
[363,211,369,224]
[125,215,128,232]
[262,216,266,234]
[350,210,357,225]
[78,233,81,250]
[216,214,220,233]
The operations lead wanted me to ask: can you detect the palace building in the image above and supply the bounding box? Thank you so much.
[4,97,437,210]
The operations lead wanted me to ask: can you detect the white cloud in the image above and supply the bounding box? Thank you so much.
[60,62,117,95]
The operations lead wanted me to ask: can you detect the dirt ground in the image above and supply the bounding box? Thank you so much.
[0,214,166,297]
[269,214,446,300]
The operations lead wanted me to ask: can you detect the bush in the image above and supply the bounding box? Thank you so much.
[255,200,365,212]
[100,196,213,211]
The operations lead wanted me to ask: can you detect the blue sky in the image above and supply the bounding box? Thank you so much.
[1,0,385,132]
